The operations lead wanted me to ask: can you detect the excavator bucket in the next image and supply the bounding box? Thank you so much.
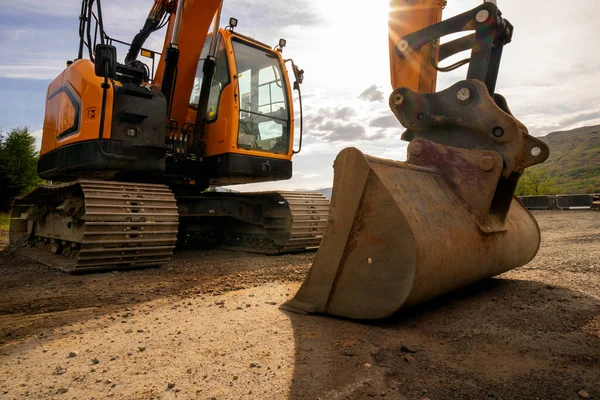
[282,144,541,319]
[283,79,549,320]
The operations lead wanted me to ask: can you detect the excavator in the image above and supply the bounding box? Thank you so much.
[10,0,549,321]
[9,0,330,272]
[283,0,551,319]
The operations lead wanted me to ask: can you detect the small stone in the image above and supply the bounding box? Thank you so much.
[167,382,176,389]
[265,301,277,305]
[90,368,96,373]
[138,346,146,352]
[186,368,193,374]
[250,362,258,368]
[404,355,416,363]
[57,387,68,394]
[401,344,417,353]
[233,375,238,380]
[343,351,356,357]
[92,358,100,364]
[67,352,77,358]
[578,390,591,399]
[137,329,144,333]
[54,365,67,375]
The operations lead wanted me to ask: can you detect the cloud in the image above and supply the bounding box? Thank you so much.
[369,113,401,129]
[312,120,366,142]
[358,84,385,102]
[528,108,600,136]
[295,172,321,179]
[0,65,65,80]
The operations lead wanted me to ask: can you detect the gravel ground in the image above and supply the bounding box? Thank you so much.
[0,211,598,399]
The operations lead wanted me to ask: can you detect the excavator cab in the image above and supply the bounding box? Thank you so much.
[187,29,295,181]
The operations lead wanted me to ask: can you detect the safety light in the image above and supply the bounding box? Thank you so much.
[278,38,286,48]
[140,49,153,58]
[228,17,238,28]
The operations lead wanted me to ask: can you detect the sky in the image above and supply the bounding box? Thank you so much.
[1,0,599,191]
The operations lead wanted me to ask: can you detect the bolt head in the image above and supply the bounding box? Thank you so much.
[411,143,422,157]
[492,127,504,137]
[397,40,409,52]
[456,87,471,102]
[479,156,494,171]
[476,9,490,23]
[393,93,404,105]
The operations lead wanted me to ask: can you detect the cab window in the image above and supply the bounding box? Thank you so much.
[232,38,290,154]
[189,34,229,122]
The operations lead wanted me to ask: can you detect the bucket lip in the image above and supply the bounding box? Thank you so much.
[310,148,421,320]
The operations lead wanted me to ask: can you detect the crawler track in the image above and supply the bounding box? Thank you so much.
[178,191,330,254]
[10,180,179,273]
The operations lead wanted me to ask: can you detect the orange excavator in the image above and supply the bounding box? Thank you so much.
[284,0,550,319]
[9,0,329,272]
[11,0,549,321]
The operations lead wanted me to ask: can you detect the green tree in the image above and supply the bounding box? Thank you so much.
[0,127,41,211]
[515,168,557,196]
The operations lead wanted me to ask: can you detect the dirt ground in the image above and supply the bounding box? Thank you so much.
[0,211,599,399]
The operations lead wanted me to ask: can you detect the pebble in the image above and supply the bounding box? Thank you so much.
[167,382,176,389]
[401,344,417,353]
[92,358,100,364]
[54,365,67,375]
[138,346,146,352]
[67,352,77,358]
[404,355,416,363]
[578,390,591,399]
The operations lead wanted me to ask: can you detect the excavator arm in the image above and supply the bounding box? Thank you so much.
[388,0,444,92]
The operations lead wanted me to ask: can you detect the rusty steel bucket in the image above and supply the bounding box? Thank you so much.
[282,142,543,320]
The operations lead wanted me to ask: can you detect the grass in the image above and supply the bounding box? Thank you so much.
[0,213,9,233]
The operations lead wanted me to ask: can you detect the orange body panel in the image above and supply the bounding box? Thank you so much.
[41,59,114,156]
[388,0,444,92]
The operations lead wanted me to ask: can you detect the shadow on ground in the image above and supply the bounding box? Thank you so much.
[285,277,600,399]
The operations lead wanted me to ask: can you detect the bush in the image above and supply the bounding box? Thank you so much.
[0,127,41,212]
[515,168,558,196]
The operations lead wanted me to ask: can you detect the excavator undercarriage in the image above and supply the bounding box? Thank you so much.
[10,182,328,273]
